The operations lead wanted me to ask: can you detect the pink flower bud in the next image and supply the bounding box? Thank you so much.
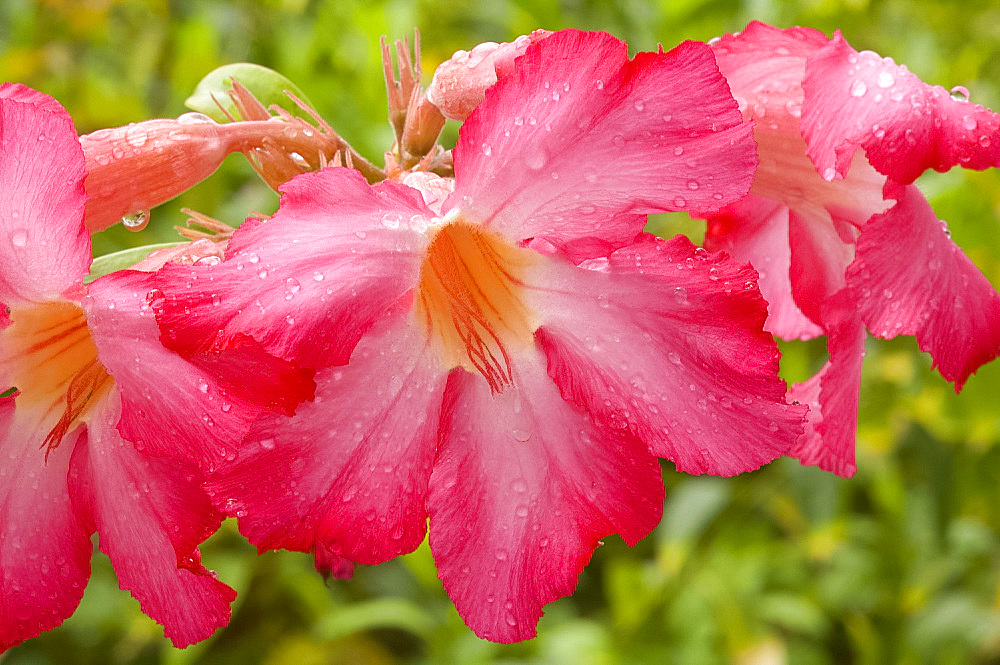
[426,30,552,121]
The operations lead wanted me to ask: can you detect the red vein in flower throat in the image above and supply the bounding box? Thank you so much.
[415,221,537,393]
[0,301,113,457]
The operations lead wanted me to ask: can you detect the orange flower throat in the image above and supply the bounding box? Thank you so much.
[414,221,538,393]
[1,301,113,455]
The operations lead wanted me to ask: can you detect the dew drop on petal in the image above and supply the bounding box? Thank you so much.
[177,112,215,124]
[876,71,895,88]
[962,115,977,131]
[633,99,645,111]
[850,80,868,97]
[481,142,492,156]
[10,229,27,247]
[949,85,970,102]
[122,210,150,231]
[259,438,276,450]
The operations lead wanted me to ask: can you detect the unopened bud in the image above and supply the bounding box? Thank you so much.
[426,29,552,121]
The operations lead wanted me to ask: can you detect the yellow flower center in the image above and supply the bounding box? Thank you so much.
[414,220,539,392]
[0,301,113,455]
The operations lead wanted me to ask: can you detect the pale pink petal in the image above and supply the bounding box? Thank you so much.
[802,33,1000,184]
[84,270,314,473]
[704,196,823,340]
[154,168,430,368]
[68,395,235,648]
[448,30,756,252]
[206,308,446,565]
[0,399,91,651]
[399,171,454,215]
[847,183,1000,389]
[426,30,552,121]
[0,92,89,305]
[524,235,805,476]
[428,350,663,642]
[787,291,865,477]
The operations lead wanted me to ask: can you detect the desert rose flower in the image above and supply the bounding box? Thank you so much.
[699,22,1000,476]
[0,83,312,650]
[153,30,806,641]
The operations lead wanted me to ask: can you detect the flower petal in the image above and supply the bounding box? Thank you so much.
[0,82,67,112]
[0,398,92,652]
[428,350,663,642]
[802,33,1000,184]
[525,235,805,475]
[449,30,756,252]
[847,183,1000,389]
[84,270,314,473]
[0,89,89,305]
[787,291,865,477]
[68,395,236,648]
[206,308,446,565]
[154,168,430,368]
[705,196,823,340]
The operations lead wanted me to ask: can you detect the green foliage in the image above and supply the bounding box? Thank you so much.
[2,0,999,663]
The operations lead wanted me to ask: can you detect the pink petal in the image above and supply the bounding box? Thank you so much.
[847,183,1000,389]
[68,395,236,648]
[426,30,552,121]
[129,238,227,272]
[313,542,355,581]
[704,196,823,340]
[802,33,1000,184]
[787,291,865,477]
[525,235,805,476]
[399,171,454,215]
[0,399,92,651]
[787,204,858,328]
[0,90,90,306]
[154,168,430,368]
[428,350,663,642]
[84,270,313,473]
[448,30,756,253]
[206,309,446,565]
[0,82,67,112]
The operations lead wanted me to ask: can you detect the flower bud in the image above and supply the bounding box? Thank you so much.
[426,29,552,121]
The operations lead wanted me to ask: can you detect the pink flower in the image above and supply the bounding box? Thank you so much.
[153,30,806,641]
[699,23,1000,476]
[0,84,312,650]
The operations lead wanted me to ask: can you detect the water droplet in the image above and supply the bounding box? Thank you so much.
[673,146,684,156]
[515,505,529,517]
[686,179,699,191]
[595,79,604,90]
[381,212,402,229]
[197,379,209,394]
[495,549,508,561]
[122,210,149,231]
[962,115,977,131]
[481,142,492,156]
[672,196,687,208]
[505,614,518,627]
[313,271,325,281]
[612,135,626,147]
[633,99,645,111]
[177,112,215,124]
[822,167,837,181]
[511,479,528,493]
[10,229,27,247]
[949,85,969,102]
[980,135,992,148]
[284,277,301,299]
[667,351,682,365]
[195,255,221,266]
[876,71,895,88]
[850,80,867,97]
[257,268,268,279]
[511,429,531,442]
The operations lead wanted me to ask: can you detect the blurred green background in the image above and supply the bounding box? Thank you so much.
[3,0,1000,663]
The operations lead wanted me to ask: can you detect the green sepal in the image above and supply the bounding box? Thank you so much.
[185,63,316,122]
[85,243,183,284]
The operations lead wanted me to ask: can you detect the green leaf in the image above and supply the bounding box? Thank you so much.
[185,63,316,122]
[85,243,183,283]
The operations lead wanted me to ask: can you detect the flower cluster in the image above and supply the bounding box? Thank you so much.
[1,23,997,650]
